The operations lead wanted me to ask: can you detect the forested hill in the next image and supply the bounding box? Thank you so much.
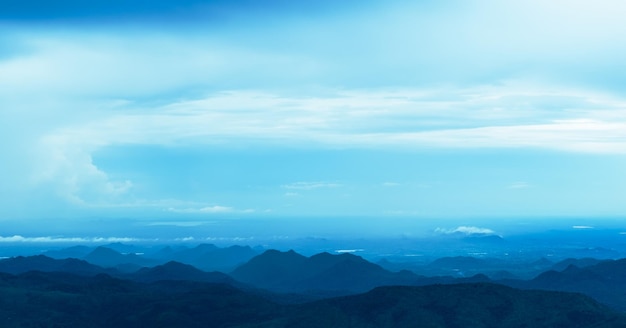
[0,271,624,328]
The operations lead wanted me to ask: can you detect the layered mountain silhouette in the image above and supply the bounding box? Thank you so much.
[154,244,258,272]
[7,245,626,316]
[0,270,623,328]
[44,243,259,272]
[231,250,420,293]
[130,261,234,284]
[515,258,626,311]
[84,246,159,270]
[277,283,625,328]
[0,255,109,275]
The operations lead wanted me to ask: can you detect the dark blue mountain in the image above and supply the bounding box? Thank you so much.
[44,245,92,259]
[231,250,420,293]
[152,243,259,272]
[130,261,234,284]
[507,258,626,311]
[0,255,107,275]
[83,246,159,269]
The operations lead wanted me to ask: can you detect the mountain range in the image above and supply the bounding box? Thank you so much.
[3,244,626,324]
[0,270,622,328]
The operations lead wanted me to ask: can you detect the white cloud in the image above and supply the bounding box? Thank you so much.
[146,221,209,227]
[507,182,530,189]
[282,182,342,190]
[175,237,195,242]
[199,205,233,213]
[2,84,624,216]
[572,225,594,229]
[0,235,139,243]
[166,205,255,214]
[3,3,626,216]
[436,226,496,235]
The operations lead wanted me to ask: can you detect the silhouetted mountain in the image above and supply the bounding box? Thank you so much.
[232,250,420,293]
[131,261,234,284]
[275,283,626,328]
[0,255,107,275]
[1,271,623,328]
[550,257,605,272]
[154,243,259,272]
[101,242,146,254]
[502,258,626,311]
[0,271,281,328]
[44,245,92,259]
[83,246,158,269]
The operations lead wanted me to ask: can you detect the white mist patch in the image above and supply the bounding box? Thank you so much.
[0,235,140,243]
[435,226,496,235]
[572,225,594,229]
[146,221,209,227]
[335,249,364,253]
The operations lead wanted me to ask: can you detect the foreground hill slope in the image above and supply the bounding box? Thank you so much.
[0,272,622,328]
[273,283,625,328]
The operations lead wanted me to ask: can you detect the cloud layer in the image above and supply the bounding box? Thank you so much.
[1,1,626,219]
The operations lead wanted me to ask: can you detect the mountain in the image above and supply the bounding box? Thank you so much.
[0,255,108,275]
[44,245,93,259]
[515,258,626,311]
[0,271,282,328]
[83,246,159,269]
[274,283,626,328]
[231,250,420,293]
[550,257,605,272]
[1,270,623,328]
[153,243,259,272]
[130,261,234,284]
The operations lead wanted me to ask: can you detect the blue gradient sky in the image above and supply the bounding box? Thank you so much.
[1,0,626,230]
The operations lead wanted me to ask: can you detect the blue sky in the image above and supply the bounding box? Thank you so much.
[1,0,626,232]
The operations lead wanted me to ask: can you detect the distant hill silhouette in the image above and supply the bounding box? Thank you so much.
[517,258,626,311]
[44,243,259,272]
[549,257,605,272]
[84,246,159,269]
[130,261,234,284]
[0,255,108,275]
[232,250,422,293]
[153,244,258,272]
[44,245,93,259]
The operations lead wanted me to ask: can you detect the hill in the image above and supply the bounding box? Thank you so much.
[275,283,626,328]
[0,255,108,275]
[519,258,626,311]
[231,250,419,293]
[0,272,622,328]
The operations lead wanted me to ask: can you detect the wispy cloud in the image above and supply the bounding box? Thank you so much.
[435,226,496,235]
[145,221,210,227]
[282,181,342,190]
[0,235,139,243]
[3,0,626,218]
[507,182,531,189]
[166,205,255,214]
[572,225,594,229]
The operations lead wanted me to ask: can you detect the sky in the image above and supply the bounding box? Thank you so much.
[1,0,626,237]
